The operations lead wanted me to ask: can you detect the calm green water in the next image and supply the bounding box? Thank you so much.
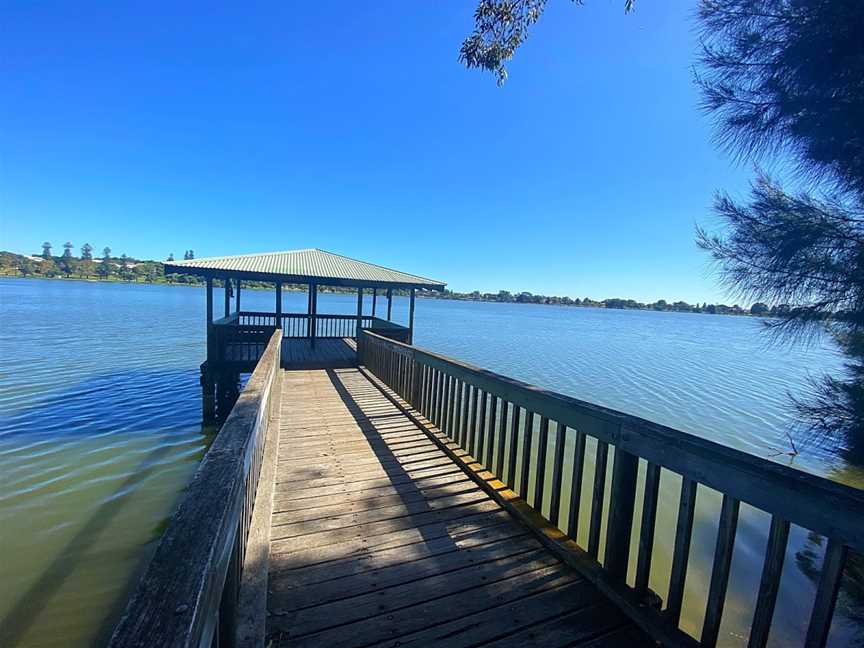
[0,278,861,646]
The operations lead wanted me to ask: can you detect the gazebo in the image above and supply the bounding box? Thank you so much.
[165,248,446,420]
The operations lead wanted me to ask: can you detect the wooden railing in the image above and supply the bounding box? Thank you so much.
[110,330,282,648]
[234,311,407,340]
[358,330,864,648]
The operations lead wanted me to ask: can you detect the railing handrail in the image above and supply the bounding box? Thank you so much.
[360,330,864,550]
[110,330,282,648]
[231,311,406,325]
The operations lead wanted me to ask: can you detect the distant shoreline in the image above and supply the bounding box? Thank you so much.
[0,273,770,318]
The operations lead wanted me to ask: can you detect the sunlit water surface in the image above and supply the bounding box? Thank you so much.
[0,278,861,647]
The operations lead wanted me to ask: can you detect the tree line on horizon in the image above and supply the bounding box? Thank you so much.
[2,245,774,317]
[0,242,201,284]
[427,288,776,316]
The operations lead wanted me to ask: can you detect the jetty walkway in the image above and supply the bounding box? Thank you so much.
[263,366,649,647]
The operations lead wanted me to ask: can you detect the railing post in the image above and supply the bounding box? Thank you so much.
[224,278,231,318]
[410,354,421,408]
[356,287,363,340]
[605,442,639,581]
[206,278,215,359]
[311,283,317,347]
[275,281,282,329]
[408,288,415,344]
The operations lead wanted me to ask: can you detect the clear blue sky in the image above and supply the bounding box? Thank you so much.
[1,1,753,304]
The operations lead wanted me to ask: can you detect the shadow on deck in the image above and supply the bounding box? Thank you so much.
[264,367,651,648]
[280,337,358,370]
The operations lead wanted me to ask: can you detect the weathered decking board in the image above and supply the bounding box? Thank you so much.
[265,368,652,648]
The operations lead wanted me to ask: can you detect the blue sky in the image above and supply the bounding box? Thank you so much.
[1,1,753,303]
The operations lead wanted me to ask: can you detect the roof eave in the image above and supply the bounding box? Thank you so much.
[163,264,446,291]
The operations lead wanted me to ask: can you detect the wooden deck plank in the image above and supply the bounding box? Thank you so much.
[282,566,581,648]
[265,367,652,648]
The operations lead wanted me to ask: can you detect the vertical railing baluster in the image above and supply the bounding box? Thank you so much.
[748,516,790,648]
[468,387,481,458]
[804,538,848,648]
[506,407,521,490]
[458,383,470,448]
[701,494,741,647]
[429,369,439,424]
[667,477,699,626]
[485,396,497,470]
[476,391,488,462]
[518,412,535,498]
[587,440,609,559]
[635,462,662,599]
[533,416,550,511]
[447,377,459,440]
[548,422,567,527]
[441,374,452,432]
[605,445,640,581]
[436,371,446,427]
[495,400,510,477]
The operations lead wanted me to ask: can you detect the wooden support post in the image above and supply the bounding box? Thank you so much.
[356,287,364,341]
[224,279,231,318]
[372,288,377,317]
[306,283,313,337]
[409,288,416,344]
[200,365,215,423]
[235,279,241,313]
[387,288,393,321]
[275,281,282,329]
[203,278,216,423]
[311,283,317,348]
[605,445,639,582]
[206,278,214,361]
[805,538,848,648]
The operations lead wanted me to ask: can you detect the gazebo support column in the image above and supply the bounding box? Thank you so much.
[275,281,283,329]
[372,288,377,317]
[356,288,364,341]
[409,289,416,344]
[310,283,318,348]
[387,288,393,321]
[223,279,231,318]
[202,278,216,422]
[235,279,241,313]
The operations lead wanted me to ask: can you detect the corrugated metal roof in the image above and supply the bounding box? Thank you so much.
[165,248,445,289]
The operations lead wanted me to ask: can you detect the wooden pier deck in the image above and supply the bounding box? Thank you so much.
[281,337,358,369]
[264,367,651,648]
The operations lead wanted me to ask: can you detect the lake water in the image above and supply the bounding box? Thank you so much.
[1,278,861,647]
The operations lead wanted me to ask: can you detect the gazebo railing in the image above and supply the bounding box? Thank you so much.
[211,312,411,364]
[230,311,408,341]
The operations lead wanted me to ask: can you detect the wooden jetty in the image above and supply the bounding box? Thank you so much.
[109,249,864,648]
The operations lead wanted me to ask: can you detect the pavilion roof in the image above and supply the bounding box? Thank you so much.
[164,248,446,290]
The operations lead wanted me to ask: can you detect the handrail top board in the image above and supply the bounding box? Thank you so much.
[360,330,864,551]
[231,311,404,323]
